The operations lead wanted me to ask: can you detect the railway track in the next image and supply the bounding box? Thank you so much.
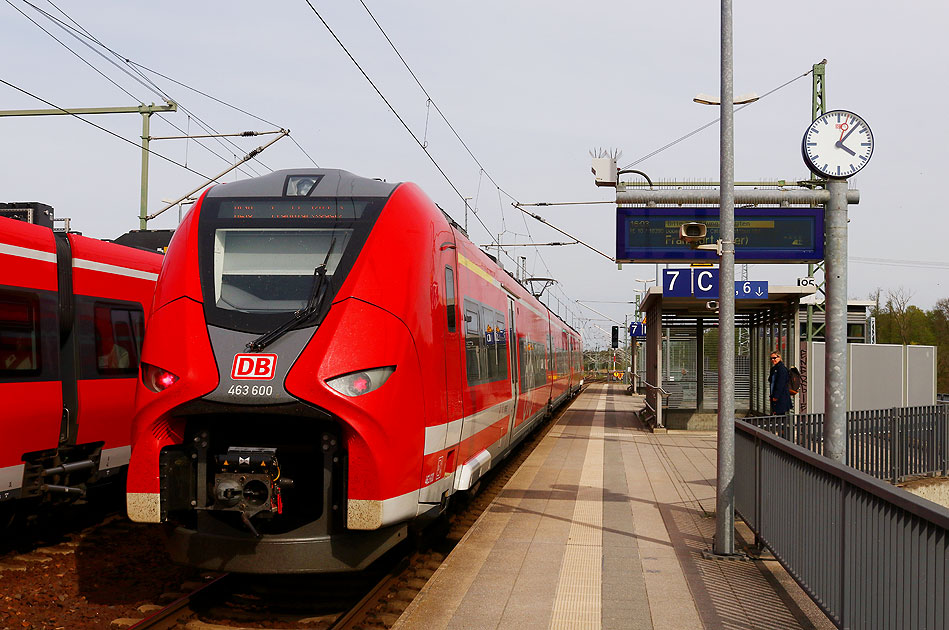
[121,391,580,630]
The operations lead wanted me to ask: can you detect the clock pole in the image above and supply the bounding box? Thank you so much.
[824,179,849,463]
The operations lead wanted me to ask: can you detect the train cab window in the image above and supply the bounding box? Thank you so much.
[445,267,456,332]
[212,228,353,313]
[0,294,40,376]
[94,305,143,376]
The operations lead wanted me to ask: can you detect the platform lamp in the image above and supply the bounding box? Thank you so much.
[691,1,755,558]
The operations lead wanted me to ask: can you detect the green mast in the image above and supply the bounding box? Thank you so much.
[0,102,177,230]
[806,60,826,344]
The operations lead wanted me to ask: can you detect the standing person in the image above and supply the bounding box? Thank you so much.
[769,351,792,415]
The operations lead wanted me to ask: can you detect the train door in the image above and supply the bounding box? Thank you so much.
[505,297,519,444]
[443,263,463,424]
[439,240,463,486]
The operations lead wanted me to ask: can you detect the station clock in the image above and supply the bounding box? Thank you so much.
[801,110,873,179]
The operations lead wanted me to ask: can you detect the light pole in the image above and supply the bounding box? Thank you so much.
[714,0,736,557]
[690,0,740,557]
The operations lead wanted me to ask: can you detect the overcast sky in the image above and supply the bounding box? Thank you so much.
[2,1,947,348]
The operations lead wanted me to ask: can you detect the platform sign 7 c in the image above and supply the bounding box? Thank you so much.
[662,268,694,297]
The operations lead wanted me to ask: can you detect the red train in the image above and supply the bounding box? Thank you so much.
[126,169,582,573]
[0,206,162,518]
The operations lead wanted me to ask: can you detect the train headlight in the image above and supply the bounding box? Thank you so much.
[325,366,395,397]
[142,363,180,393]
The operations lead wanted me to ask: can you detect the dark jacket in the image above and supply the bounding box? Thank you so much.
[769,360,792,414]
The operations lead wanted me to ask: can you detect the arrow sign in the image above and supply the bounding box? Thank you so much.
[734,280,768,299]
[629,322,646,337]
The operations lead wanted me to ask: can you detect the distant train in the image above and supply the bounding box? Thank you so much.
[0,206,162,519]
[126,169,582,573]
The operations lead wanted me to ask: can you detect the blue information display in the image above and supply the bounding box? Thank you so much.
[616,207,824,263]
[629,322,646,337]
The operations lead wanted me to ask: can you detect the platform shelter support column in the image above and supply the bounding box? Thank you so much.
[696,318,705,410]
[646,300,663,427]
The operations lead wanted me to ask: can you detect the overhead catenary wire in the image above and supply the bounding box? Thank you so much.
[353,0,577,316]
[620,66,814,170]
[300,1,503,253]
[850,256,949,270]
[319,1,584,326]
[19,0,275,176]
[355,0,521,207]
[0,77,218,182]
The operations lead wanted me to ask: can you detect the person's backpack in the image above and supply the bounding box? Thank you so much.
[788,366,801,396]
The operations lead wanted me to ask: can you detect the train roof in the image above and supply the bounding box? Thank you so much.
[206,169,399,199]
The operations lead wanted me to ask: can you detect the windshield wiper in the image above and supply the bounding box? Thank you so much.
[245,238,337,352]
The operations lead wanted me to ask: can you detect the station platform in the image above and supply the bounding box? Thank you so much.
[393,383,836,630]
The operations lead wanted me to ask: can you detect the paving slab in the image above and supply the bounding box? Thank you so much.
[394,383,836,630]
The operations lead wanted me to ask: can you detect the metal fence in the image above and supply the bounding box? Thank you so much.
[746,405,949,483]
[735,421,949,630]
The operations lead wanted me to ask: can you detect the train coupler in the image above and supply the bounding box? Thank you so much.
[212,447,292,527]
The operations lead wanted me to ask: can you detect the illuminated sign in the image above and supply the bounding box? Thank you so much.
[216,198,380,220]
[615,207,823,263]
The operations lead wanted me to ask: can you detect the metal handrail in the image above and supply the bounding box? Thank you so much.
[642,381,671,397]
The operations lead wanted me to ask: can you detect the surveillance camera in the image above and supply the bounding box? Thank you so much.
[706,300,719,311]
[679,222,707,247]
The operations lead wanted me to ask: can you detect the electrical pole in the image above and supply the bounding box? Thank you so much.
[806,60,827,345]
[0,103,177,230]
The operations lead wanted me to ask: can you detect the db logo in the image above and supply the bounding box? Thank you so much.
[231,353,277,380]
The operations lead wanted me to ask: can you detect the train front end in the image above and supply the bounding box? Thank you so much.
[127,169,430,573]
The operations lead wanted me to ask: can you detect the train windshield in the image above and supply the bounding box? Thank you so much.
[213,228,352,312]
[198,195,388,333]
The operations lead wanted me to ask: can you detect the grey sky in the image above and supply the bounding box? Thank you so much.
[2,1,946,348]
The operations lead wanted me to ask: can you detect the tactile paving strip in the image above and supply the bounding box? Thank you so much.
[549,392,605,629]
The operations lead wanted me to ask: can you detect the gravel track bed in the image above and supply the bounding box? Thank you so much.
[2,393,577,630]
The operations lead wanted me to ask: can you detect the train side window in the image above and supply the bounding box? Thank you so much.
[481,306,497,381]
[0,293,40,376]
[94,305,143,376]
[445,267,456,332]
[496,315,508,380]
[464,301,482,384]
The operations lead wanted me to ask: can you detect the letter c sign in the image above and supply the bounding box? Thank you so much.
[231,353,278,380]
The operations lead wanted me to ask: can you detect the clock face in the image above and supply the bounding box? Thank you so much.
[801,110,873,179]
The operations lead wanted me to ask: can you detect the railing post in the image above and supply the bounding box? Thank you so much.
[839,479,850,630]
[936,402,949,477]
[755,433,762,550]
[890,407,901,484]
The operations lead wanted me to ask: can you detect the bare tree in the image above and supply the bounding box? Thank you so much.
[885,287,915,345]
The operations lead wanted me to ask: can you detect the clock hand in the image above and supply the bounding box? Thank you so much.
[840,120,859,143]
[835,140,856,156]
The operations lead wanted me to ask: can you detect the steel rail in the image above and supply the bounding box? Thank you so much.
[127,573,230,630]
[329,557,411,629]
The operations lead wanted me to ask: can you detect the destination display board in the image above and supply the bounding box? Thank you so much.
[615,207,824,263]
[216,198,382,220]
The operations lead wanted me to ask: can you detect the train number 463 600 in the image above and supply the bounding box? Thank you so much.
[227,384,274,396]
